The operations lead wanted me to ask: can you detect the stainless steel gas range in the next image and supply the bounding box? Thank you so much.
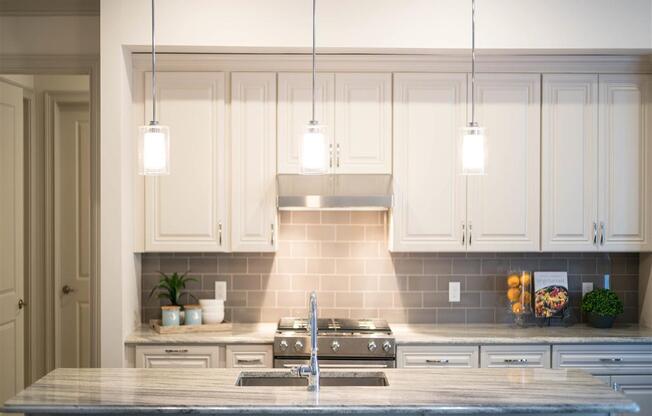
[273,317,396,369]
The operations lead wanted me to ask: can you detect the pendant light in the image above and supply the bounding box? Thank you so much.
[138,0,170,175]
[299,0,329,175]
[460,0,487,175]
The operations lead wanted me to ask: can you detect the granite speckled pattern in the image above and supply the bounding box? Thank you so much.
[124,323,652,345]
[2,368,638,415]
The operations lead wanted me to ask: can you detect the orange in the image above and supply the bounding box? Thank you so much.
[507,287,521,302]
[520,272,532,287]
[522,291,532,305]
[507,274,521,288]
[512,302,523,314]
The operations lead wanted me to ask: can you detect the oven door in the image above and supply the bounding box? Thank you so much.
[274,358,395,369]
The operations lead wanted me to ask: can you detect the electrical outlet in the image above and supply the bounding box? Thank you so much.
[449,281,461,302]
[582,282,594,297]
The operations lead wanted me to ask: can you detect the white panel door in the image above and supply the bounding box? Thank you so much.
[390,73,467,252]
[54,101,91,368]
[335,73,391,174]
[467,74,541,252]
[0,81,24,406]
[144,72,227,252]
[599,74,652,251]
[277,72,335,173]
[612,375,652,416]
[542,75,599,252]
[231,73,277,252]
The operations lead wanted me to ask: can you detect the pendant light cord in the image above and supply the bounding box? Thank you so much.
[311,0,316,123]
[151,0,157,124]
[470,0,476,124]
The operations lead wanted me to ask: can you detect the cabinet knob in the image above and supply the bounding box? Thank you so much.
[62,285,75,295]
[18,299,26,309]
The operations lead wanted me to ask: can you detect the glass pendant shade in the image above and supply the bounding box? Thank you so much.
[460,123,487,175]
[300,122,329,175]
[138,123,170,175]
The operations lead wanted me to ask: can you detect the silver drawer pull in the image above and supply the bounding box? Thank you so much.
[164,349,188,353]
[425,359,449,364]
[599,358,623,363]
[237,358,263,364]
[503,359,528,364]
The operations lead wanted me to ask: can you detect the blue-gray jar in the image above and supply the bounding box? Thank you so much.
[161,306,180,326]
[184,305,202,326]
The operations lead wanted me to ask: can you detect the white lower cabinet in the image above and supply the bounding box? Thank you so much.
[397,345,479,368]
[480,345,551,368]
[135,345,221,368]
[225,344,273,368]
[612,374,652,416]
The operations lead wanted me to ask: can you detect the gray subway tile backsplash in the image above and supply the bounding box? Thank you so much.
[141,211,640,324]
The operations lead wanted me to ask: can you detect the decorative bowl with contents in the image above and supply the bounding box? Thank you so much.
[581,288,623,328]
[506,271,533,327]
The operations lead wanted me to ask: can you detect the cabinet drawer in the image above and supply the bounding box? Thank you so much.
[226,344,273,368]
[398,346,479,368]
[135,345,220,368]
[553,344,652,375]
[481,345,551,368]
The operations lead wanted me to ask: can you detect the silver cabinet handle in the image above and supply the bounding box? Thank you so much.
[218,222,223,246]
[461,223,466,246]
[468,222,473,246]
[593,221,598,245]
[425,359,449,364]
[599,221,605,245]
[329,143,333,168]
[599,358,623,363]
[270,223,275,246]
[62,285,75,295]
[336,143,341,168]
[236,358,263,364]
[503,358,528,364]
[164,349,189,353]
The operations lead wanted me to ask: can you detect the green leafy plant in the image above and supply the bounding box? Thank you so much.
[581,288,624,317]
[148,271,197,308]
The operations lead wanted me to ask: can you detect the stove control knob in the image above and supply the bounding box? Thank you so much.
[368,341,377,352]
[278,340,289,352]
[331,340,341,352]
[294,340,304,352]
[382,341,392,352]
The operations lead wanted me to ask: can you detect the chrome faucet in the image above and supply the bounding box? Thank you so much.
[291,291,320,391]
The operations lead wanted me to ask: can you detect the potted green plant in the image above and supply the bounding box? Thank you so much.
[148,271,198,309]
[581,288,624,328]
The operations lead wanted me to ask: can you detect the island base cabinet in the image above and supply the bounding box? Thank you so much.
[611,375,652,416]
[135,345,221,368]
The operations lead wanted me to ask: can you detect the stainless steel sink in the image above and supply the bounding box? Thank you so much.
[235,371,389,387]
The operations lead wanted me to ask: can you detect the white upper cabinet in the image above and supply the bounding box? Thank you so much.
[335,73,392,173]
[230,72,278,252]
[466,74,541,252]
[390,73,467,252]
[599,74,652,251]
[542,74,599,251]
[277,73,335,174]
[144,72,227,252]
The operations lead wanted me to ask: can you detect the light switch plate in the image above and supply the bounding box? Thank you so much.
[582,282,594,297]
[449,281,461,302]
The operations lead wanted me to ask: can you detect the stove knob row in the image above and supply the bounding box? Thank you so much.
[382,341,393,352]
[294,340,304,352]
[331,340,341,352]
[278,339,289,352]
[368,341,377,352]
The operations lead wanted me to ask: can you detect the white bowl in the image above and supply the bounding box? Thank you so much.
[199,299,224,307]
[201,307,223,314]
[203,310,224,324]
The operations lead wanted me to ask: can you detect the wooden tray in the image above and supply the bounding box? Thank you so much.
[149,319,233,334]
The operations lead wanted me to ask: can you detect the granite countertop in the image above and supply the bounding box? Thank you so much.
[1,368,638,415]
[125,323,652,345]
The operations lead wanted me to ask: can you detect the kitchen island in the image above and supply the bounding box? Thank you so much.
[2,368,638,415]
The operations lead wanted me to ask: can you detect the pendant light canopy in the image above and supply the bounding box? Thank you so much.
[460,0,487,175]
[299,0,329,175]
[138,0,170,176]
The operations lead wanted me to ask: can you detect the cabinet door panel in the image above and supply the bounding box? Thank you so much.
[599,74,652,251]
[135,345,220,368]
[467,74,541,251]
[231,73,277,252]
[144,72,227,252]
[542,75,599,252]
[226,345,273,368]
[390,73,467,251]
[481,345,551,368]
[335,73,391,173]
[612,374,652,416]
[277,73,335,173]
[397,345,479,369]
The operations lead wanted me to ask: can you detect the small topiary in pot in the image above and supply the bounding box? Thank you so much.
[581,288,624,328]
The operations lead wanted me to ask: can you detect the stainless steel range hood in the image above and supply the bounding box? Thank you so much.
[277,174,393,210]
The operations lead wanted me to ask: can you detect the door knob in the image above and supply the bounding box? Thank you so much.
[62,285,75,295]
[18,299,26,309]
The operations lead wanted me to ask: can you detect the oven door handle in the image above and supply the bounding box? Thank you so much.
[282,363,390,369]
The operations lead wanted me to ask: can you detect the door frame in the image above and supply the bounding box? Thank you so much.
[0,55,101,376]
